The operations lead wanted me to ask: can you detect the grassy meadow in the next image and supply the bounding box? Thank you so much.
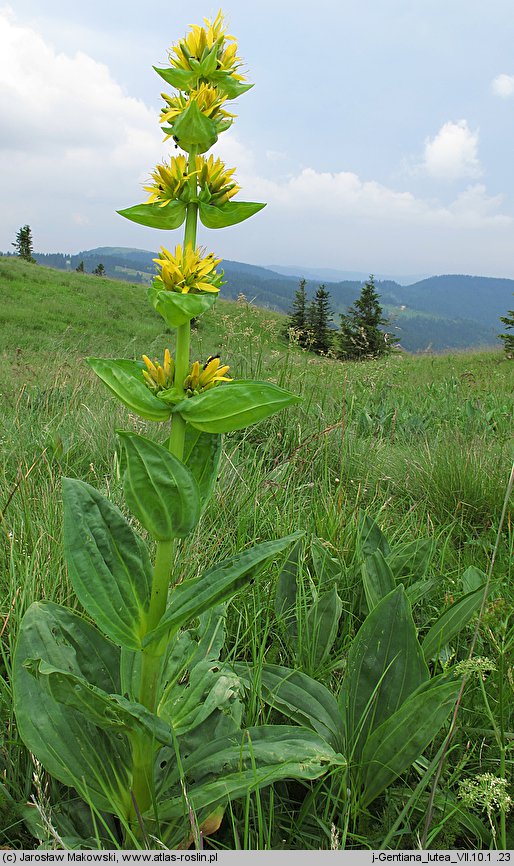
[0,257,513,849]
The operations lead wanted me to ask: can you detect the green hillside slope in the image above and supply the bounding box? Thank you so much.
[3,251,506,352]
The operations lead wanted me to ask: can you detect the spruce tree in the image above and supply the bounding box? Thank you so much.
[285,278,308,344]
[12,225,36,263]
[93,263,106,276]
[307,284,333,355]
[337,275,397,360]
[499,295,514,358]
[76,260,85,273]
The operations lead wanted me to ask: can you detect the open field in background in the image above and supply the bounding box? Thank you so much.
[0,258,513,848]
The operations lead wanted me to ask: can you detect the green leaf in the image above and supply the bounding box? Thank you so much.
[301,585,343,669]
[183,427,222,510]
[360,676,459,808]
[144,532,304,647]
[234,662,343,750]
[421,582,491,661]
[210,75,253,99]
[24,658,174,746]
[153,66,195,90]
[152,726,343,822]
[171,101,218,153]
[359,513,391,557]
[117,200,186,229]
[386,538,434,581]
[361,550,396,611]
[62,478,152,649]
[13,602,131,816]
[461,565,486,594]
[274,540,302,641]
[117,431,200,541]
[198,201,266,229]
[342,585,429,759]
[174,380,301,433]
[148,286,217,328]
[405,578,438,604]
[310,537,342,584]
[87,358,171,422]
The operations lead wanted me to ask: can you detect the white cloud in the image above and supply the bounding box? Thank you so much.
[0,7,164,248]
[420,120,482,181]
[491,73,514,97]
[202,159,513,275]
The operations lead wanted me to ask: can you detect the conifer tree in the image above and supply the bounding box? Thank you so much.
[76,260,85,273]
[12,225,36,263]
[307,284,333,355]
[499,295,514,358]
[93,263,106,276]
[337,275,397,360]
[285,278,308,344]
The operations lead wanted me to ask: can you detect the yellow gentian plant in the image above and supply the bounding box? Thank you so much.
[12,12,341,848]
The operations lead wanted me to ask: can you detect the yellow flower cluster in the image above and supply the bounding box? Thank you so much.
[142,349,175,393]
[153,244,223,294]
[144,154,240,209]
[141,351,231,397]
[196,154,239,205]
[183,356,232,395]
[168,11,245,85]
[160,83,235,133]
[144,156,194,207]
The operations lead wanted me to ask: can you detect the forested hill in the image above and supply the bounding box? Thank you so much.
[16,246,512,352]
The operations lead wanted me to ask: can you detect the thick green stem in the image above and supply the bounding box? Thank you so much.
[128,539,174,830]
[168,148,198,462]
[129,148,200,840]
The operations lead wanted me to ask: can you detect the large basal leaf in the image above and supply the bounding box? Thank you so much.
[421,582,491,661]
[117,200,186,229]
[274,539,302,642]
[310,538,342,585]
[24,658,174,746]
[174,380,301,433]
[118,431,200,540]
[182,427,222,511]
[361,549,396,611]
[148,286,217,328]
[386,538,434,581]
[302,584,343,670]
[360,675,460,808]
[87,358,172,422]
[234,662,343,750]
[151,726,344,822]
[359,513,391,558]
[144,532,304,647]
[198,201,266,229]
[62,477,152,649]
[13,602,131,817]
[342,585,429,759]
[158,607,242,739]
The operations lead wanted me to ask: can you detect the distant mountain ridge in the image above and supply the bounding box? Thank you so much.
[27,246,511,352]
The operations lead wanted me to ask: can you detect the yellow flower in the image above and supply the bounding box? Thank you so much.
[196,154,240,206]
[144,156,195,206]
[160,83,235,131]
[168,11,246,86]
[142,349,175,393]
[183,355,232,395]
[153,244,223,294]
